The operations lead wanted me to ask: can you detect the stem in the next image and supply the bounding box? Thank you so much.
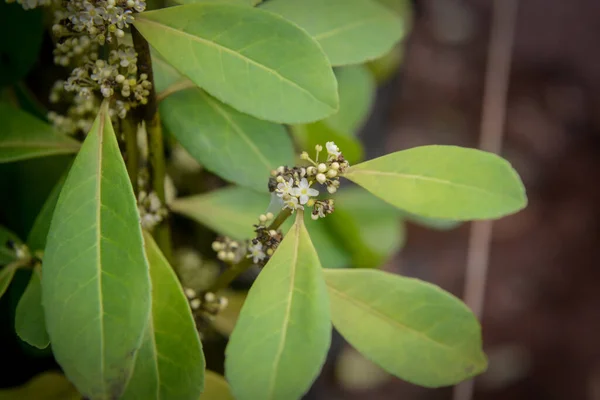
[156,79,196,103]
[122,118,139,194]
[208,208,292,293]
[132,25,172,261]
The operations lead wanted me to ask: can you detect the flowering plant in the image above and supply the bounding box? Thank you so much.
[0,0,526,399]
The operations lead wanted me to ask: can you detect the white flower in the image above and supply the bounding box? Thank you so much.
[291,178,319,205]
[283,196,303,211]
[326,141,341,157]
[276,178,294,198]
[247,242,266,264]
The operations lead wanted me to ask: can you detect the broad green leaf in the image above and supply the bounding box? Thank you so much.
[0,225,21,265]
[161,88,294,190]
[173,187,351,268]
[0,2,44,88]
[0,372,81,400]
[343,145,527,220]
[135,4,338,124]
[367,44,404,83]
[0,262,19,300]
[151,49,186,93]
[26,174,66,252]
[376,0,413,21]
[226,211,331,400]
[213,290,247,336]
[261,0,405,66]
[42,102,152,400]
[176,0,261,5]
[0,104,80,163]
[326,187,404,268]
[323,269,488,387]
[199,371,234,400]
[122,231,204,400]
[15,265,49,349]
[292,122,363,165]
[171,186,269,240]
[325,66,375,135]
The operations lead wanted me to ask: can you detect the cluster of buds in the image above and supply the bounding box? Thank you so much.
[184,289,228,321]
[246,213,283,266]
[300,141,349,194]
[212,237,244,264]
[137,191,167,231]
[311,199,335,221]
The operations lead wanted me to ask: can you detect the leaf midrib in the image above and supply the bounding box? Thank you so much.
[135,16,333,109]
[326,282,478,363]
[267,216,301,399]
[345,169,522,202]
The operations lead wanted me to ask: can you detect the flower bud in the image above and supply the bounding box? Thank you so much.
[190,299,201,310]
[307,166,317,175]
[331,162,340,170]
[327,169,337,178]
[266,212,274,220]
[217,250,227,260]
[184,288,196,299]
[327,185,337,194]
[317,163,327,173]
[300,151,309,160]
[311,213,319,220]
[316,173,327,184]
[315,144,323,152]
[212,241,223,251]
[259,214,267,223]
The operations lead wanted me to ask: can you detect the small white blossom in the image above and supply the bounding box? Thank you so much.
[276,178,294,198]
[291,178,319,205]
[326,141,341,157]
[283,196,303,211]
[247,242,266,264]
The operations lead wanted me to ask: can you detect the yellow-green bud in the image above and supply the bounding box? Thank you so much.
[316,173,327,184]
[327,169,337,178]
[317,163,327,173]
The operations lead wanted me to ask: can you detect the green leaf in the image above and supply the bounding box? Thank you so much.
[175,0,261,5]
[0,372,81,400]
[325,66,375,135]
[0,2,44,88]
[0,104,80,163]
[261,0,405,66]
[15,265,49,349]
[41,102,152,400]
[366,44,404,83]
[343,145,527,220]
[303,216,351,269]
[151,49,186,94]
[404,213,461,231]
[292,122,363,165]
[326,188,404,268]
[161,88,294,190]
[0,263,19,300]
[122,231,205,400]
[134,4,338,124]
[226,211,331,400]
[323,269,488,387]
[171,186,269,240]
[199,371,234,400]
[0,225,21,265]
[26,175,66,252]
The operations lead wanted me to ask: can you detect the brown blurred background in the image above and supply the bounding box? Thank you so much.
[313,0,600,399]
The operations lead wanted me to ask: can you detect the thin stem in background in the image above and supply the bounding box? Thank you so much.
[453,1,518,400]
[122,118,139,194]
[156,79,197,103]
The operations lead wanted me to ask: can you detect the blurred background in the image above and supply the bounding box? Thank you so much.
[314,0,600,399]
[2,0,600,399]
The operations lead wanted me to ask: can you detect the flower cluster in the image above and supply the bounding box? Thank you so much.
[212,237,244,264]
[184,289,228,320]
[137,191,167,231]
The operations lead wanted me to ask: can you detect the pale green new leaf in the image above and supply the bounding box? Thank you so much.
[134,4,338,124]
[344,145,527,220]
[199,371,234,400]
[226,211,331,400]
[261,0,405,66]
[0,103,79,163]
[26,175,66,252]
[325,66,375,135]
[326,188,404,268]
[122,231,204,400]
[324,269,487,387]
[161,88,294,190]
[41,102,151,400]
[0,225,21,265]
[15,265,50,349]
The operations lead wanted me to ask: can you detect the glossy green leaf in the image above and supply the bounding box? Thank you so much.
[0,262,18,300]
[42,102,152,400]
[326,188,404,268]
[175,0,261,5]
[0,225,21,265]
[171,186,269,240]
[15,265,49,349]
[404,213,461,231]
[199,371,234,400]
[26,175,66,252]
[161,88,294,190]
[344,145,527,220]
[151,49,186,93]
[324,269,488,387]
[303,216,351,269]
[325,66,375,135]
[0,372,81,400]
[0,104,80,163]
[261,0,405,66]
[135,4,338,124]
[122,231,205,400]
[0,2,44,88]
[292,122,363,165]
[226,211,331,400]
